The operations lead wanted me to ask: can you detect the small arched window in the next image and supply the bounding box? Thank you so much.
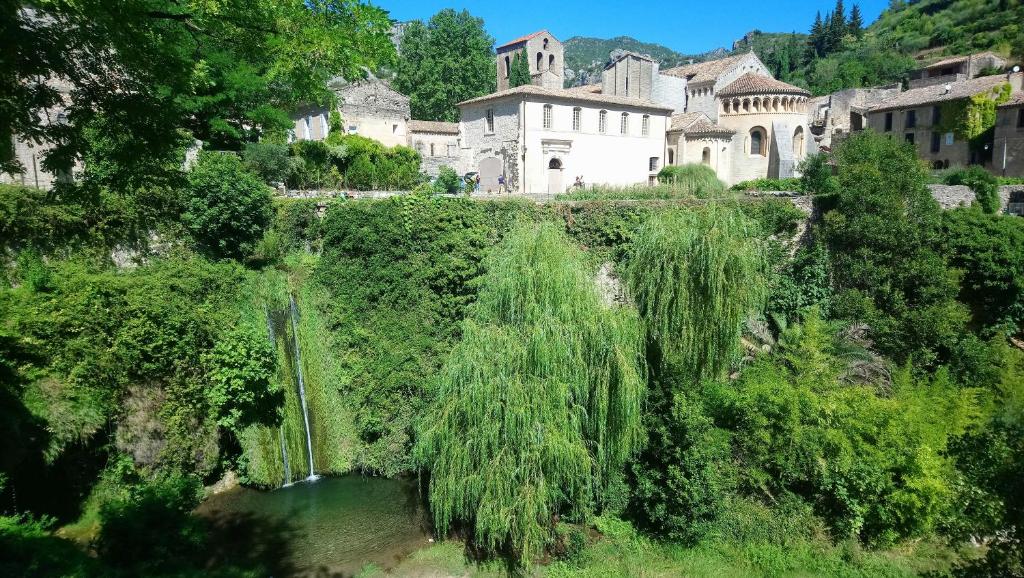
[793,126,805,157]
[543,104,553,129]
[504,55,511,78]
[543,38,549,49]
[598,110,607,133]
[667,148,675,164]
[702,147,711,165]
[749,127,767,156]
[620,112,629,135]
[549,54,555,69]
[549,157,562,169]
[537,52,544,71]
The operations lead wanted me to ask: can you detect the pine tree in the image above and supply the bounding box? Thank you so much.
[808,11,825,59]
[508,48,532,88]
[849,4,864,38]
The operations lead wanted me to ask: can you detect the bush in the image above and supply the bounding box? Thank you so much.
[433,166,463,194]
[799,152,838,195]
[656,164,728,198]
[945,166,1000,214]
[241,142,291,185]
[203,325,281,432]
[731,177,804,192]
[183,151,274,260]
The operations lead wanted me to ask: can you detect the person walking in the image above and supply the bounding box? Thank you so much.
[474,174,481,193]
[497,174,506,194]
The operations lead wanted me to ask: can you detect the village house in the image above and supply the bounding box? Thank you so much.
[291,78,410,148]
[995,92,1024,177]
[908,52,1007,88]
[866,71,1024,170]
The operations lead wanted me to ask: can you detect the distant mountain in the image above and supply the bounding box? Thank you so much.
[562,36,726,87]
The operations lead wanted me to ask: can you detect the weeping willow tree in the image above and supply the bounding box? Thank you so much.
[415,222,645,566]
[626,203,768,380]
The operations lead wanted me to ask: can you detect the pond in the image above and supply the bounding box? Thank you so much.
[196,475,431,577]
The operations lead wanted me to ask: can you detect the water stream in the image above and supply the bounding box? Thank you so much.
[266,306,293,486]
[289,294,317,481]
[196,476,429,576]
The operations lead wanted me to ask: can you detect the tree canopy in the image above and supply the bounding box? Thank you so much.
[394,8,496,122]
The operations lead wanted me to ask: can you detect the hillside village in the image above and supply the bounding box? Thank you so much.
[279,30,1023,196]
[5,19,1024,195]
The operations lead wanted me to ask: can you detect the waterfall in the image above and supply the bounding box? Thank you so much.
[289,294,318,481]
[266,306,292,487]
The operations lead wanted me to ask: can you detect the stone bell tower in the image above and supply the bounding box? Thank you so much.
[495,30,564,91]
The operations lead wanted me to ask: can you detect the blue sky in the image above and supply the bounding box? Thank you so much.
[377,0,891,55]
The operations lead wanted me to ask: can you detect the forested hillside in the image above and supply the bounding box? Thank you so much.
[736,0,1023,95]
[562,36,722,86]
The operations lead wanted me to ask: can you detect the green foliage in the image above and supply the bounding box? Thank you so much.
[332,134,421,190]
[508,49,532,88]
[941,208,1024,331]
[0,185,89,255]
[203,325,280,432]
[656,164,728,198]
[242,142,292,185]
[433,166,463,194]
[0,514,96,578]
[730,177,804,192]
[286,139,345,190]
[626,205,768,381]
[936,84,1013,152]
[822,131,965,365]
[945,166,1001,214]
[416,223,645,566]
[800,152,839,195]
[183,151,274,260]
[2,0,395,181]
[394,9,496,122]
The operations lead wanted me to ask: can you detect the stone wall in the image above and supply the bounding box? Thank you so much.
[927,183,1024,213]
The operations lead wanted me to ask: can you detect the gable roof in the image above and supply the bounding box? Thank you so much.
[870,74,1014,113]
[925,51,1000,70]
[661,53,751,84]
[408,120,459,134]
[457,84,673,112]
[604,51,656,70]
[497,30,550,49]
[668,111,734,136]
[717,73,811,97]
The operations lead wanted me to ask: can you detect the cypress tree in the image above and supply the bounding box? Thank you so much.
[508,48,532,88]
[808,11,825,59]
[849,4,864,38]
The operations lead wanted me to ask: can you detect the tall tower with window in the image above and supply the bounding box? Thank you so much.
[495,30,564,91]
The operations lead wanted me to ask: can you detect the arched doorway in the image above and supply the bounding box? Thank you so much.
[702,147,711,165]
[547,157,563,194]
[478,157,502,191]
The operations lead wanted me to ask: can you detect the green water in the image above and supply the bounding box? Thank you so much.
[197,475,430,576]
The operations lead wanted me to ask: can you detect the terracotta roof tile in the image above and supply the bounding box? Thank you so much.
[457,84,673,112]
[408,120,459,134]
[566,83,603,94]
[661,53,750,84]
[870,74,1017,112]
[497,30,549,49]
[668,112,734,135]
[999,92,1024,107]
[717,73,810,97]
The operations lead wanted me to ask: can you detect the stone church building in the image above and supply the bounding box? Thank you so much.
[459,30,814,193]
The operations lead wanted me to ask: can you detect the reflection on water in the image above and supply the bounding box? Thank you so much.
[197,475,430,577]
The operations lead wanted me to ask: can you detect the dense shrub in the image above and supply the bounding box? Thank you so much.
[822,131,965,366]
[325,134,422,190]
[731,177,803,192]
[203,325,280,432]
[656,164,728,198]
[432,165,463,194]
[945,166,1000,214]
[241,142,292,185]
[183,151,274,260]
[799,152,838,195]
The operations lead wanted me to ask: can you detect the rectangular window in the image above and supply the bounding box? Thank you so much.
[905,132,915,145]
[1018,109,1024,128]
[543,105,552,130]
[599,110,607,133]
[932,106,941,125]
[447,144,456,156]
[931,131,941,153]
[430,143,435,157]
[486,109,494,133]
[884,112,893,132]
[572,107,581,131]
[642,115,650,136]
[649,157,659,171]
[906,109,917,129]
[620,113,629,135]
